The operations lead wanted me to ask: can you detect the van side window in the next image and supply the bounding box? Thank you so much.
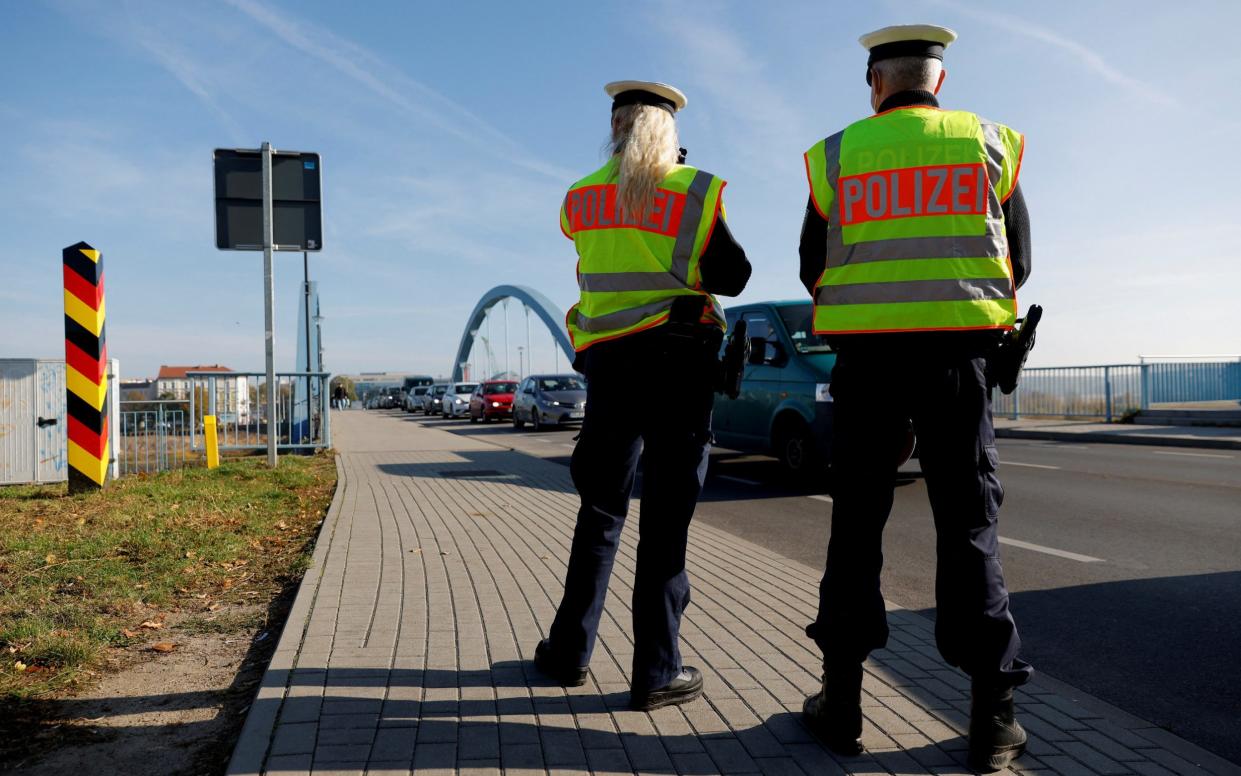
[742,313,771,341]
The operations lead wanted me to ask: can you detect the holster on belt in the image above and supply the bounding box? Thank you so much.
[665,296,749,398]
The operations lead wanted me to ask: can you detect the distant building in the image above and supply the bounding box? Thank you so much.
[118,378,156,402]
[156,365,250,422]
[156,364,231,399]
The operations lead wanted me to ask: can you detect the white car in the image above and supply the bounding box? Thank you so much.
[441,382,479,419]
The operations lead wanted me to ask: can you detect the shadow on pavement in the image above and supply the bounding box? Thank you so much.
[919,570,1241,765]
[43,656,974,773]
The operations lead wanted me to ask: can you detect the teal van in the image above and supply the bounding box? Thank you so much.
[714,301,836,474]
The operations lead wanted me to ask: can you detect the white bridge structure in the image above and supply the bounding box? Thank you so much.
[452,285,576,382]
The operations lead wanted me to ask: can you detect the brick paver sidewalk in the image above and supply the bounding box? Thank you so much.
[227,411,1239,776]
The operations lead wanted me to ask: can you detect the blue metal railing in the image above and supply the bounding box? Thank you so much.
[187,371,332,452]
[993,360,1241,421]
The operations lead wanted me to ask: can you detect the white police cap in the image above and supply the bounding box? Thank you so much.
[604,80,688,113]
[859,24,957,67]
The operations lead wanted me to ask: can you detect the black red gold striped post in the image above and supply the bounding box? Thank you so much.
[63,241,108,492]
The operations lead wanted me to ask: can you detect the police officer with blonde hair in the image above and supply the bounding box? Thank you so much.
[533,81,751,710]
[798,26,1033,770]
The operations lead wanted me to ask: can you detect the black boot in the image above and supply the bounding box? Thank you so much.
[533,639,588,687]
[802,664,864,756]
[630,667,703,711]
[968,684,1027,772]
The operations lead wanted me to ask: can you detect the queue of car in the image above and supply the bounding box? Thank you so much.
[379,299,889,477]
[387,374,587,430]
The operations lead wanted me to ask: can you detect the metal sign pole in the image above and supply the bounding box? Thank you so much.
[261,141,278,467]
[304,250,313,444]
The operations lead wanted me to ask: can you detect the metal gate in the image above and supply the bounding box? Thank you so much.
[0,358,119,486]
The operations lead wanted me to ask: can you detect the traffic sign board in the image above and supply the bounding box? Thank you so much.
[213,148,322,251]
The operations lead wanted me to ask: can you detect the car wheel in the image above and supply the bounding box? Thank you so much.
[482,414,491,423]
[531,409,542,432]
[513,409,525,429]
[776,418,819,477]
[469,411,478,423]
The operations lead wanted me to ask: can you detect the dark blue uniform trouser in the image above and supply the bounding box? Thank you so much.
[547,331,716,693]
[809,351,1033,689]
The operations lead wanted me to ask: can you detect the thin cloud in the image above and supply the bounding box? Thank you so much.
[127,32,249,144]
[671,18,811,178]
[931,1,1179,107]
[223,0,575,181]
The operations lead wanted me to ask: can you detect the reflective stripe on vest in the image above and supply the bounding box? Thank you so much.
[804,107,1024,335]
[562,159,727,350]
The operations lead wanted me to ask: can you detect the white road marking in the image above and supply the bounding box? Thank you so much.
[717,475,762,486]
[999,537,1103,563]
[1004,461,1061,470]
[531,437,553,443]
[560,443,576,449]
[807,494,834,503]
[1152,450,1234,460]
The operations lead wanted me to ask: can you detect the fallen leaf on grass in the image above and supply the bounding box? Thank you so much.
[44,554,56,565]
[149,642,176,653]
[184,551,197,559]
[207,602,221,612]
[13,661,27,672]
[276,521,288,530]
[139,620,163,630]
[121,629,139,639]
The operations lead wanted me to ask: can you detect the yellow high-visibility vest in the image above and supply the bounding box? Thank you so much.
[804,106,1024,335]
[561,157,727,351]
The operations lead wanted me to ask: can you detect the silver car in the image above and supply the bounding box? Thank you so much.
[441,382,479,419]
[404,386,429,412]
[512,374,587,430]
[424,383,449,415]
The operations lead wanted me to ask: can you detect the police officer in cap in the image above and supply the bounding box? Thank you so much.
[533,80,751,710]
[798,26,1033,770]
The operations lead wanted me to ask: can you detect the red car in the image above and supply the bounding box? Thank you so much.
[469,380,518,423]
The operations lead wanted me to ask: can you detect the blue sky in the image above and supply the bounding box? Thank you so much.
[2,0,1239,379]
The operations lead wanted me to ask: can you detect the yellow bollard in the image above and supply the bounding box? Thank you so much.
[204,415,220,469]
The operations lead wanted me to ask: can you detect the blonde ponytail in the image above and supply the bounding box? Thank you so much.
[610,104,679,220]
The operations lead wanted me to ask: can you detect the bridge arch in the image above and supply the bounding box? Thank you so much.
[452,285,576,382]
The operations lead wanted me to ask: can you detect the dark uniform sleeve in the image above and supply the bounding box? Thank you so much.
[798,195,827,297]
[698,215,751,297]
[1003,183,1031,289]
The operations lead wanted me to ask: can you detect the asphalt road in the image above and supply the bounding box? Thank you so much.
[398,410,1241,764]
